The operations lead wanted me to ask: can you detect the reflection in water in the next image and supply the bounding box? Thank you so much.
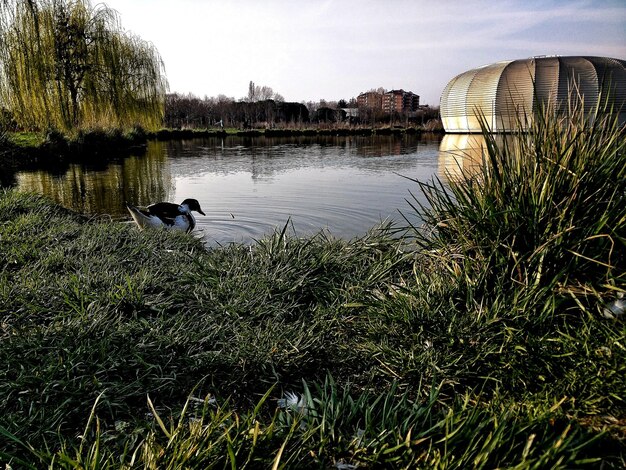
[15,141,173,216]
[438,134,524,182]
[162,134,432,180]
[9,134,445,244]
[437,134,487,181]
[353,132,441,158]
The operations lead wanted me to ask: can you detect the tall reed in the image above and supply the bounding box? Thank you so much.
[405,94,625,317]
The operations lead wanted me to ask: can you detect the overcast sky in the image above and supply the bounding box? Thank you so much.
[103,0,626,106]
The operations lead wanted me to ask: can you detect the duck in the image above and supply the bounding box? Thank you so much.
[126,198,205,233]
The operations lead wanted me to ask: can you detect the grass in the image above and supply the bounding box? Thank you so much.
[0,127,149,164]
[0,100,625,468]
[6,131,46,149]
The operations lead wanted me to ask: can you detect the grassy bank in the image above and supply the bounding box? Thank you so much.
[0,127,149,175]
[0,102,625,468]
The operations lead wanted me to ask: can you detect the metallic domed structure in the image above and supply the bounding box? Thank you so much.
[440,56,626,133]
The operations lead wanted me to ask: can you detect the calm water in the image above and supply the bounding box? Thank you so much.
[7,133,484,245]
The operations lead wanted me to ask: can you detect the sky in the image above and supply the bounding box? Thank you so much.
[103,0,626,106]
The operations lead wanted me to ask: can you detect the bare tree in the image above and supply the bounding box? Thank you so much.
[247,81,257,102]
[246,81,283,102]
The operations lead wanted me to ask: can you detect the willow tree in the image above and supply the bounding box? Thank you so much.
[0,0,167,132]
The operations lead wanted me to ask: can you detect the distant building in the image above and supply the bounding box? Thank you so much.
[342,108,359,118]
[403,91,420,111]
[382,90,403,113]
[357,91,383,109]
[358,89,420,113]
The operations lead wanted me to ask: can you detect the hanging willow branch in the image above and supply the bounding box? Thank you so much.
[0,0,168,132]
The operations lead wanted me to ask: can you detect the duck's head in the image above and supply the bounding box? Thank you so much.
[181,198,206,215]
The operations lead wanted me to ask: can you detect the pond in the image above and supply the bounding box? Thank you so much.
[5,133,484,245]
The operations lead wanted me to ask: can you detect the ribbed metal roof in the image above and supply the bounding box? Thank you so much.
[440,56,626,133]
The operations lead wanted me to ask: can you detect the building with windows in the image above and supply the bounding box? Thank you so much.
[356,91,383,109]
[440,56,626,133]
[358,89,420,113]
[403,91,420,112]
[382,90,404,113]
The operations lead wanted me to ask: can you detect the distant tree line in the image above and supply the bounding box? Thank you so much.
[165,92,310,129]
[166,82,441,130]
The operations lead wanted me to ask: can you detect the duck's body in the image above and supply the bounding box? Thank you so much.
[126,198,205,233]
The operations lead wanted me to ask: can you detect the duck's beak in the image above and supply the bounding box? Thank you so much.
[198,209,206,216]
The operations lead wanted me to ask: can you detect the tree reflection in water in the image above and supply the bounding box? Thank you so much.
[14,140,173,217]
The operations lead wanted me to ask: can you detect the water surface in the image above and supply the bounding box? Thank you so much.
[8,133,472,245]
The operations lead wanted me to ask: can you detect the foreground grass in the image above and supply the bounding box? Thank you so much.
[1,103,625,468]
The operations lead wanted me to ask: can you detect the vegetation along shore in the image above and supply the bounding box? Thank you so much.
[1,98,625,467]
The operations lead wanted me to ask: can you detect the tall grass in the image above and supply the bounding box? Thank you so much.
[405,96,625,316]
[1,378,614,469]
[1,98,625,467]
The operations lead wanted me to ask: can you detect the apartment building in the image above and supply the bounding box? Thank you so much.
[356,91,383,109]
[358,89,420,113]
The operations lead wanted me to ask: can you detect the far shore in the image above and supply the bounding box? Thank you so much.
[0,124,444,172]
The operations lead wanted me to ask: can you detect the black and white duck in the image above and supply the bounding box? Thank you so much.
[126,198,205,233]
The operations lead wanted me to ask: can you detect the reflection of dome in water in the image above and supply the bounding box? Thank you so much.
[438,134,486,181]
[440,56,626,133]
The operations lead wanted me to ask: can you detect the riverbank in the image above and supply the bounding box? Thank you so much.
[1,124,442,161]
[0,127,149,182]
[151,124,441,140]
[1,106,624,467]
